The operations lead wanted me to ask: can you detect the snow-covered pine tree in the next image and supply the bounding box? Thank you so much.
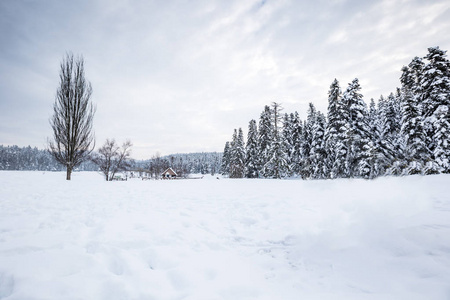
[237,128,246,177]
[263,102,289,178]
[290,112,303,176]
[400,65,428,175]
[420,47,450,119]
[380,93,405,175]
[419,46,450,173]
[374,95,392,176]
[229,128,246,178]
[311,111,328,179]
[282,113,294,176]
[258,105,273,177]
[221,141,231,176]
[325,79,343,178]
[229,130,237,177]
[300,103,317,179]
[394,88,404,128]
[433,105,450,173]
[384,94,402,138]
[245,119,260,178]
[343,78,372,178]
[366,98,381,178]
[409,56,440,174]
[387,93,402,141]
[368,98,378,132]
[393,88,409,174]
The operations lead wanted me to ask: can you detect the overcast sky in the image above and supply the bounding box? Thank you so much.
[1,0,449,159]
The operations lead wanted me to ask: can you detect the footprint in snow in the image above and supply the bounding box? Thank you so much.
[108,257,125,276]
[168,270,191,290]
[0,273,14,298]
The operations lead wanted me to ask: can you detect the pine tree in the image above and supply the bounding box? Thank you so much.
[400,65,428,175]
[258,105,273,177]
[379,93,405,175]
[325,79,343,178]
[311,111,328,179]
[301,103,317,179]
[367,98,380,178]
[374,95,392,176]
[290,112,303,176]
[390,89,408,175]
[245,119,260,178]
[343,78,372,178]
[420,47,450,119]
[221,141,231,176]
[263,102,289,178]
[433,106,450,172]
[282,113,294,176]
[419,47,450,173]
[368,98,377,132]
[408,56,426,162]
[229,129,237,177]
[237,128,246,176]
[229,128,246,178]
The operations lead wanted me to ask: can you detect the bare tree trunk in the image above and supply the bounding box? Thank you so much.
[66,167,72,180]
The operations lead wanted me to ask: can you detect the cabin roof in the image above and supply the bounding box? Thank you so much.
[161,167,177,176]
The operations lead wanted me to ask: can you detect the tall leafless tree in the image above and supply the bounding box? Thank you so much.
[91,139,132,181]
[48,53,96,180]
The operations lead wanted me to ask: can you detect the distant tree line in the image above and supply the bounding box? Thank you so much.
[222,46,450,179]
[0,145,98,171]
[144,152,222,178]
[0,145,222,177]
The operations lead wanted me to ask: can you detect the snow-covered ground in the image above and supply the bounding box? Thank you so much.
[0,171,449,300]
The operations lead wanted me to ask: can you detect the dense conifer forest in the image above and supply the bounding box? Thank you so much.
[222,47,450,179]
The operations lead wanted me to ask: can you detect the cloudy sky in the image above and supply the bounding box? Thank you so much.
[1,0,449,159]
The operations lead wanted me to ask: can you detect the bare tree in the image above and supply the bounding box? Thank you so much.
[91,139,132,181]
[149,152,164,179]
[48,53,95,180]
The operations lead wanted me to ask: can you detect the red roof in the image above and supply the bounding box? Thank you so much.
[161,167,177,176]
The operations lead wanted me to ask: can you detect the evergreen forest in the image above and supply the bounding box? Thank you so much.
[222,47,450,179]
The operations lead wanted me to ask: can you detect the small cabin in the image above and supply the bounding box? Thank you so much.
[161,167,177,179]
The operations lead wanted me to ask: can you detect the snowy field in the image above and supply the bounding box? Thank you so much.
[0,171,449,300]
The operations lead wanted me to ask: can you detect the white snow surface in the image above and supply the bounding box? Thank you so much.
[1,171,450,300]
